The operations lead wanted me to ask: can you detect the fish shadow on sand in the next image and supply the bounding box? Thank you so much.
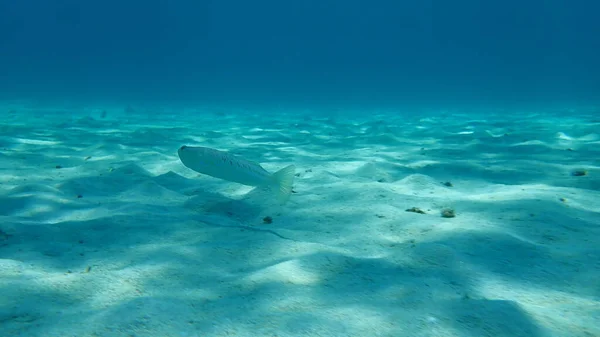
[182,184,281,222]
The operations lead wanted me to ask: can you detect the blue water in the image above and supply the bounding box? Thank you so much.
[1,0,599,109]
[1,2,599,337]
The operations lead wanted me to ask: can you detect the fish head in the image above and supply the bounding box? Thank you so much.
[178,145,218,168]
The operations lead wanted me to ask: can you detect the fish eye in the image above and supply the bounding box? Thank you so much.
[180,145,187,150]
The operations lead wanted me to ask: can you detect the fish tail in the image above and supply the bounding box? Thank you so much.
[270,164,296,204]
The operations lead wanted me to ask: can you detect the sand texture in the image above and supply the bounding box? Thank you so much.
[1,105,599,337]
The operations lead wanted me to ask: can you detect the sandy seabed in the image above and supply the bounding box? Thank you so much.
[1,103,599,337]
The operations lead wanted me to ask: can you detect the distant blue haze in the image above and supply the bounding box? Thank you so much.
[1,0,599,109]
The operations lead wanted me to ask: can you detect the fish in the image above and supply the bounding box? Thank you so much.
[177,145,296,203]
